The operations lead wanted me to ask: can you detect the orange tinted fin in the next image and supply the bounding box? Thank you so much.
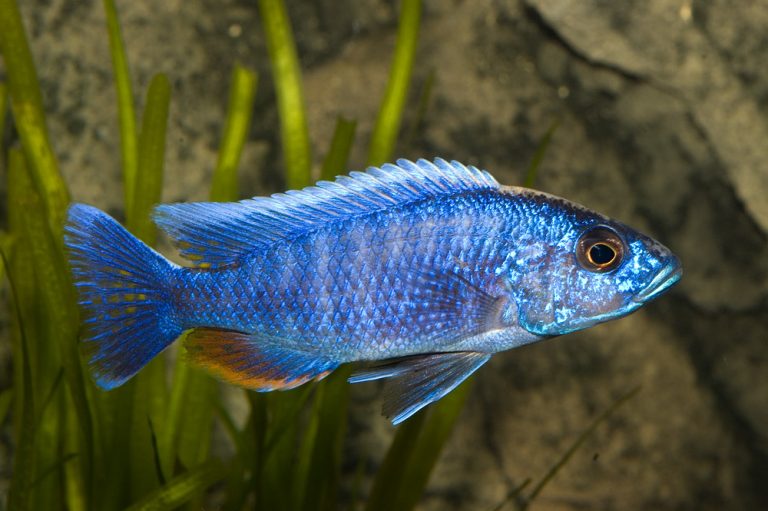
[184,328,339,391]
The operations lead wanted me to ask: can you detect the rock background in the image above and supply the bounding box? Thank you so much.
[3,0,768,509]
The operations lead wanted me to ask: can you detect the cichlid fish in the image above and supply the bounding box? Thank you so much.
[65,158,681,424]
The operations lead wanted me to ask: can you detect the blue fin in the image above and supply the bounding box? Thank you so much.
[410,269,509,340]
[346,270,504,425]
[64,204,181,389]
[350,352,491,425]
[154,158,499,268]
[184,328,340,390]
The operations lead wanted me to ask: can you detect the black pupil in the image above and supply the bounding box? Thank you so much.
[589,243,615,265]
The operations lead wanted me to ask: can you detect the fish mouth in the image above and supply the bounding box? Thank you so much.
[633,262,682,303]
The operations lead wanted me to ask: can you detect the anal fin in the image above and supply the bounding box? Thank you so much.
[185,328,339,391]
[349,352,491,424]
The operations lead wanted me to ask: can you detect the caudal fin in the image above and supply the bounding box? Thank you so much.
[64,204,181,389]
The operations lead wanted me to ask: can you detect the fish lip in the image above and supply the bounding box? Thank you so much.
[633,263,682,303]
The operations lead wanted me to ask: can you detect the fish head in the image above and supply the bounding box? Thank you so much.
[507,194,682,337]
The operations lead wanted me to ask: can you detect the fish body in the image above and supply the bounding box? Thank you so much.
[65,158,681,423]
[173,189,536,358]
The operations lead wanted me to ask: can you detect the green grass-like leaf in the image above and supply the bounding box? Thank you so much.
[523,119,559,188]
[0,389,11,428]
[367,0,422,166]
[5,149,50,511]
[127,73,172,501]
[11,153,89,453]
[258,387,314,511]
[173,371,217,470]
[220,392,262,511]
[6,147,92,511]
[294,368,352,511]
[129,73,170,244]
[258,0,312,189]
[123,462,226,511]
[211,64,258,201]
[0,0,70,229]
[365,378,473,511]
[0,81,8,151]
[488,479,531,511]
[103,0,139,221]
[321,117,357,181]
[2,274,35,511]
[0,231,9,295]
[404,68,435,147]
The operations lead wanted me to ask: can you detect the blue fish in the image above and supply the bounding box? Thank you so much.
[65,158,681,424]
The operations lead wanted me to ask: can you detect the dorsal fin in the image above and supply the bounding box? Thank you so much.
[153,158,499,268]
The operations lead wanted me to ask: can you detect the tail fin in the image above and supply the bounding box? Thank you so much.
[64,203,181,389]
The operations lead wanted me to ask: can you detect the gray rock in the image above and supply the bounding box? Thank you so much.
[526,0,768,237]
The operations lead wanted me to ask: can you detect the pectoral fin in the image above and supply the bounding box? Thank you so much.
[185,328,339,390]
[349,351,491,424]
[382,269,509,351]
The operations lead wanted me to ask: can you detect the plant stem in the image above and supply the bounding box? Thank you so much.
[367,0,422,166]
[258,0,312,189]
[0,0,70,229]
[103,0,139,220]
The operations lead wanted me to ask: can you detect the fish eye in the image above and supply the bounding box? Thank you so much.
[576,226,625,273]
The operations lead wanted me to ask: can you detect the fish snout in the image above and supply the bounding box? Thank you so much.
[633,255,682,303]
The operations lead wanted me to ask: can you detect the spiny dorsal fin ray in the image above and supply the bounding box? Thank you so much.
[154,158,499,268]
